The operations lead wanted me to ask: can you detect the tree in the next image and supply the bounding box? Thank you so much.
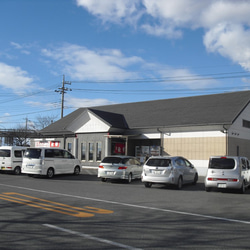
[33,114,58,130]
[8,126,30,146]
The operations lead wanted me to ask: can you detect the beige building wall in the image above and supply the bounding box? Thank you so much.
[163,136,227,160]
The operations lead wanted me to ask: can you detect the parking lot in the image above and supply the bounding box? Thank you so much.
[1,169,250,249]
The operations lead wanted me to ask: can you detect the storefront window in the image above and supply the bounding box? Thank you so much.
[88,142,94,161]
[67,143,72,152]
[81,143,86,161]
[96,142,102,161]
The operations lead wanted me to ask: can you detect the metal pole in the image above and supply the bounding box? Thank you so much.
[61,75,65,119]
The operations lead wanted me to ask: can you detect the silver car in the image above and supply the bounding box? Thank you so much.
[98,156,142,183]
[205,156,250,193]
[141,156,198,189]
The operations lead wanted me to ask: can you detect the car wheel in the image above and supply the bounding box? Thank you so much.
[240,182,246,194]
[177,176,183,190]
[127,173,132,183]
[13,166,21,175]
[192,173,198,185]
[101,178,107,182]
[74,166,80,175]
[205,187,211,192]
[47,168,54,178]
[28,174,34,177]
[144,182,152,188]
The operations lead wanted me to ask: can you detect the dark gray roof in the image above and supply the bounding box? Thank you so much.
[40,91,250,135]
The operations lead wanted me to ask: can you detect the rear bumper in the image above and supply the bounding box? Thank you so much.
[205,178,243,189]
[98,169,127,180]
[141,173,176,185]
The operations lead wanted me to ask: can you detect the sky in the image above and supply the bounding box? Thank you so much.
[1,0,250,130]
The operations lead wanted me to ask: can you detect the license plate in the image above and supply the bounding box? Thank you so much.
[218,183,226,188]
[27,165,35,169]
[151,170,161,174]
[106,171,114,175]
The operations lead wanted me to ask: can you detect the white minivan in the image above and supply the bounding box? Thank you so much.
[205,156,250,193]
[22,147,81,178]
[0,146,27,175]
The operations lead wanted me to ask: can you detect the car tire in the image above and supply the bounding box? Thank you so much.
[240,182,246,194]
[127,173,132,183]
[205,187,211,192]
[144,182,152,188]
[74,166,80,175]
[101,178,107,182]
[192,173,198,185]
[177,176,183,190]
[13,166,21,175]
[47,168,54,178]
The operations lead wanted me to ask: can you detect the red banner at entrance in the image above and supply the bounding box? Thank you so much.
[114,143,125,154]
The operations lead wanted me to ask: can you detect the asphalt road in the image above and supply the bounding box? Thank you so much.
[1,169,250,249]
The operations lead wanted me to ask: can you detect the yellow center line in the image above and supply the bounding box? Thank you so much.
[0,192,113,218]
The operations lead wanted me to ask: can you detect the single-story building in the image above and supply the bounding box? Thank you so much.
[32,91,250,176]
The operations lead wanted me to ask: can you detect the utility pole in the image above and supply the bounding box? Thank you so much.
[55,75,72,119]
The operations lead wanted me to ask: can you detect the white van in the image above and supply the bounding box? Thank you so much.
[22,147,81,178]
[0,146,27,175]
[205,156,250,193]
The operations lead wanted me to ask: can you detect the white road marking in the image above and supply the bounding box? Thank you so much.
[1,183,250,225]
[43,224,142,250]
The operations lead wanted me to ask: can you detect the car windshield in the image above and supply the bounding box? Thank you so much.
[0,149,11,157]
[209,158,235,169]
[24,148,42,159]
[146,158,171,167]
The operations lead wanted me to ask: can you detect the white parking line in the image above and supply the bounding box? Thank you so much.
[43,224,142,250]
[1,183,250,225]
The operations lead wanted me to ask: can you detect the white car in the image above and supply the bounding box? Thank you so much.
[98,155,142,183]
[205,156,250,193]
[22,147,81,178]
[141,156,198,189]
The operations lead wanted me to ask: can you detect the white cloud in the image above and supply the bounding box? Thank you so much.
[77,0,250,70]
[66,97,116,108]
[10,41,31,55]
[76,0,142,25]
[42,43,217,89]
[42,44,143,80]
[204,23,250,71]
[0,62,34,92]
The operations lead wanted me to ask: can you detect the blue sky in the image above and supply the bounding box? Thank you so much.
[1,0,250,129]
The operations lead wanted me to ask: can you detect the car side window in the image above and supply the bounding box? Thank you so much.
[64,150,74,159]
[175,158,185,167]
[241,158,247,170]
[14,150,22,158]
[134,159,141,166]
[183,159,192,168]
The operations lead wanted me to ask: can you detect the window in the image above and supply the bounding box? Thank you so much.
[96,142,102,161]
[64,150,74,159]
[0,149,10,157]
[81,143,86,161]
[14,150,22,158]
[243,119,250,128]
[88,143,94,161]
[25,148,41,159]
[68,143,72,152]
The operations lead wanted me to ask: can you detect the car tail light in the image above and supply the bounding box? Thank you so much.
[207,177,238,182]
[99,165,104,168]
[118,166,127,169]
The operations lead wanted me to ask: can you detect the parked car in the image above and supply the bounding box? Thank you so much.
[98,155,142,183]
[22,147,81,178]
[0,146,27,175]
[205,156,250,193]
[141,156,198,189]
